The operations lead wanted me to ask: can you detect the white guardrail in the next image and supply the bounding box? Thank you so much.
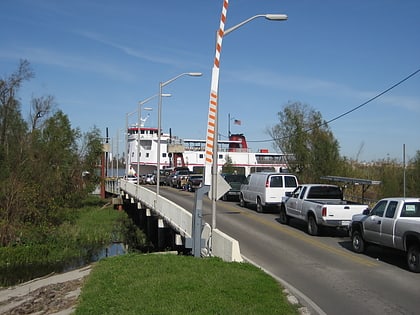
[115,180,242,262]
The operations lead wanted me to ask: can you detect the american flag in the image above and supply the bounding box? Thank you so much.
[234,119,241,125]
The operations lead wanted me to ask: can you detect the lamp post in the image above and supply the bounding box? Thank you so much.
[210,13,287,230]
[137,93,171,185]
[224,14,287,36]
[125,109,138,176]
[156,72,202,197]
[116,128,124,180]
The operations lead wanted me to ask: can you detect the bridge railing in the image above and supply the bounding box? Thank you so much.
[110,179,242,262]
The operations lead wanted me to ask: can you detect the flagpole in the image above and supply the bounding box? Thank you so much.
[228,113,231,137]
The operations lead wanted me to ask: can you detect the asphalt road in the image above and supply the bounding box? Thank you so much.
[154,185,419,315]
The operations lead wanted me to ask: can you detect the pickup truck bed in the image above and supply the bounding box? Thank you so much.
[280,184,368,236]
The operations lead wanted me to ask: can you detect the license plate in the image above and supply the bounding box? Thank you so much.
[341,220,350,226]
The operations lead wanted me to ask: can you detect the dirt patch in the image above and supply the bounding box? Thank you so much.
[0,265,92,315]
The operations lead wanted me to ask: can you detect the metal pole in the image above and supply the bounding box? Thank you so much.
[156,82,163,197]
[403,144,406,198]
[206,12,288,233]
[211,104,219,229]
[137,103,141,185]
[228,113,231,137]
[125,113,129,176]
[156,73,202,199]
[116,129,119,179]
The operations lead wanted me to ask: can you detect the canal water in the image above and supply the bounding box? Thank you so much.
[1,243,126,287]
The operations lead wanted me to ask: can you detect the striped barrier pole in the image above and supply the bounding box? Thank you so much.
[204,0,229,187]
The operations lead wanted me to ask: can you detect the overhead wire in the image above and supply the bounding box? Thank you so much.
[245,67,420,143]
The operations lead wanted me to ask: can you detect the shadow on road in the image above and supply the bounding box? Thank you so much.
[338,241,409,271]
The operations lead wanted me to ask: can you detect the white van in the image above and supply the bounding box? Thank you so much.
[239,172,298,212]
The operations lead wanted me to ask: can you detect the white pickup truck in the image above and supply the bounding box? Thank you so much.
[350,197,420,272]
[279,184,369,236]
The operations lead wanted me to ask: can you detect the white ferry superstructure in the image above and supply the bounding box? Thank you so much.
[126,125,289,176]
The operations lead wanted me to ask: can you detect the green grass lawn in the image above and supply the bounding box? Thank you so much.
[75,253,299,315]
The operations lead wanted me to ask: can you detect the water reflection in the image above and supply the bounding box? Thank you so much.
[1,243,126,287]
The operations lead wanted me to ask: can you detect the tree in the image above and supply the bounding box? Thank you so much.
[30,95,55,132]
[0,60,33,245]
[0,59,33,147]
[269,101,343,182]
[407,151,420,197]
[0,61,103,246]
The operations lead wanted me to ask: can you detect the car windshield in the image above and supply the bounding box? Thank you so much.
[224,174,247,183]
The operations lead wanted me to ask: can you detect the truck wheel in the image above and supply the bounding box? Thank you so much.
[256,198,263,213]
[307,215,320,236]
[239,194,247,208]
[407,245,420,273]
[279,205,289,225]
[351,231,365,253]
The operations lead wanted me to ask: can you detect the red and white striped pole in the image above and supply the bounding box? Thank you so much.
[204,0,229,233]
[204,0,229,187]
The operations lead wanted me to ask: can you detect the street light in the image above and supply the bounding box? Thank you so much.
[224,14,287,36]
[210,13,287,230]
[156,72,202,197]
[125,109,138,176]
[137,93,171,185]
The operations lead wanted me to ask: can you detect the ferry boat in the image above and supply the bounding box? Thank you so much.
[126,125,290,177]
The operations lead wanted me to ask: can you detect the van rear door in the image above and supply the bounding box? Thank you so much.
[266,175,298,205]
[265,175,284,204]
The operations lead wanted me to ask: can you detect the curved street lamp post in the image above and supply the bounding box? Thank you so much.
[137,93,171,185]
[210,13,288,230]
[156,72,202,197]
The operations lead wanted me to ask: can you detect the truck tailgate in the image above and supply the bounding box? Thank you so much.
[322,204,368,225]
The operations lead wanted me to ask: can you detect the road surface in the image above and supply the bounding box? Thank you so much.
[157,185,420,315]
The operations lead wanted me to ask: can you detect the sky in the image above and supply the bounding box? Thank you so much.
[1,0,419,163]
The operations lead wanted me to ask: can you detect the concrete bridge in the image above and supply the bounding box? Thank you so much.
[105,178,242,262]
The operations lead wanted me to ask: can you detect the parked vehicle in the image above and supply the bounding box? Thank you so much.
[279,184,368,236]
[164,167,190,186]
[145,173,156,185]
[186,174,204,192]
[159,169,172,185]
[350,197,420,272]
[221,173,247,201]
[239,172,298,212]
[124,175,138,184]
[170,169,190,188]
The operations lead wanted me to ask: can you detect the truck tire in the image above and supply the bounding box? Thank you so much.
[239,194,247,208]
[407,245,420,273]
[307,215,320,236]
[279,205,289,225]
[256,197,263,213]
[351,230,365,253]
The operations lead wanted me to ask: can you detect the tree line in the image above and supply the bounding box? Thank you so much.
[0,60,103,246]
[269,101,420,202]
[1,60,419,247]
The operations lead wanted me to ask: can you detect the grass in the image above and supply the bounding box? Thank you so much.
[75,253,299,315]
[0,198,142,286]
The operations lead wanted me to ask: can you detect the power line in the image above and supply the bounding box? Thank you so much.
[247,67,420,143]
